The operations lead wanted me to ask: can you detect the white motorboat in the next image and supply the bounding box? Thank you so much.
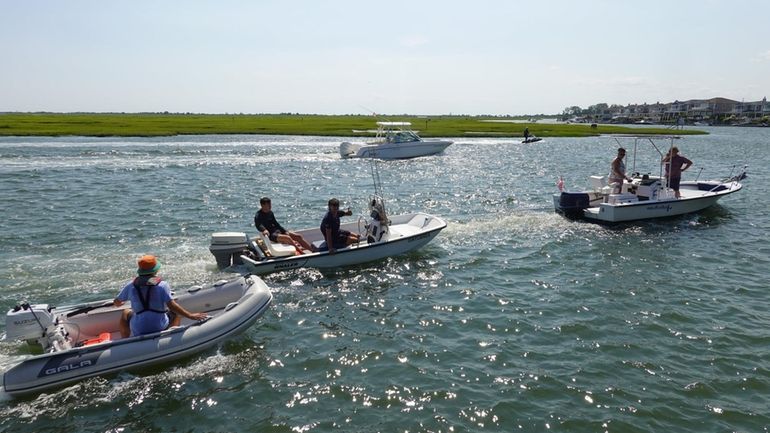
[2,275,271,397]
[211,211,447,275]
[340,122,452,159]
[210,159,447,274]
[553,135,746,223]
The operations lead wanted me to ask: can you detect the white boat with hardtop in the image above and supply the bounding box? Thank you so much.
[340,121,453,159]
[553,135,746,223]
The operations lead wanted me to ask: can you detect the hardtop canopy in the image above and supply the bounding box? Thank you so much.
[376,121,412,127]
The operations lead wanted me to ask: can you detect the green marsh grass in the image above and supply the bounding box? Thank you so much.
[0,113,705,138]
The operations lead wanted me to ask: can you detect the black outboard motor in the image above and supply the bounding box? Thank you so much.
[556,192,590,218]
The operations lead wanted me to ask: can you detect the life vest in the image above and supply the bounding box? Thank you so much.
[132,276,168,315]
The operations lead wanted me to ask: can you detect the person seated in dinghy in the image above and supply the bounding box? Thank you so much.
[320,198,361,254]
[113,255,208,338]
[254,197,315,253]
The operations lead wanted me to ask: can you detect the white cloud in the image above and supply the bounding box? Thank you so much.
[399,35,429,48]
[752,50,770,62]
[576,75,652,88]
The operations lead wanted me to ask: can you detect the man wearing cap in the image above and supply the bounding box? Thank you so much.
[320,198,360,254]
[114,255,208,338]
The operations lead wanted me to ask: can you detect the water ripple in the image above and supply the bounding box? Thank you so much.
[1,131,769,432]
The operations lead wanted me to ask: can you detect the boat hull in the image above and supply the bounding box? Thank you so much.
[553,180,743,223]
[239,213,446,274]
[342,140,452,160]
[2,276,272,397]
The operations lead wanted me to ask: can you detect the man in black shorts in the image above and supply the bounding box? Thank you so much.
[254,197,314,252]
[320,198,360,254]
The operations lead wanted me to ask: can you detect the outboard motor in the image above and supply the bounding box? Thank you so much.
[556,192,590,218]
[5,303,55,347]
[340,142,361,159]
[209,232,249,269]
[366,196,389,243]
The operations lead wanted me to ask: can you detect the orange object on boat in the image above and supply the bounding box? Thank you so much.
[82,332,112,346]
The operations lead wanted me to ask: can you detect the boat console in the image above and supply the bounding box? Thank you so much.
[586,174,664,202]
[622,175,663,201]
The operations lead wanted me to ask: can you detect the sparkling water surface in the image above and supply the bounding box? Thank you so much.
[0,127,768,432]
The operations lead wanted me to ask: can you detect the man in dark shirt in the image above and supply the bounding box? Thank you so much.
[320,198,360,254]
[254,197,314,252]
[661,146,693,198]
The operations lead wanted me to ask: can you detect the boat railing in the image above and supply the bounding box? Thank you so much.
[609,135,681,190]
[694,167,704,182]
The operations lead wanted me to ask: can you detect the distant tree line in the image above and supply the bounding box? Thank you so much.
[562,103,624,117]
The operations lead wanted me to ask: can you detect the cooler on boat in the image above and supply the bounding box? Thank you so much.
[607,193,638,205]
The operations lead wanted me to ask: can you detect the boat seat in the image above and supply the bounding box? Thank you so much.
[312,239,355,252]
[589,175,607,191]
[258,232,296,257]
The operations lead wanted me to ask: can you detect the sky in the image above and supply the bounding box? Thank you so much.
[1,0,769,115]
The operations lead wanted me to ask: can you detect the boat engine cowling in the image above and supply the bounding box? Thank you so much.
[5,304,54,342]
[340,142,361,158]
[556,192,590,217]
[209,232,249,269]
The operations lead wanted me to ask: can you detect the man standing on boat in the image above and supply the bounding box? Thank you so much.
[114,255,208,338]
[254,197,314,252]
[321,198,360,254]
[661,147,693,198]
[609,147,632,193]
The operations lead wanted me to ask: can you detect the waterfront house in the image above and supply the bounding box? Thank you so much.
[732,97,770,119]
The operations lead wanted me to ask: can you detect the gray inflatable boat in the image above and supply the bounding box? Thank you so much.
[2,275,272,397]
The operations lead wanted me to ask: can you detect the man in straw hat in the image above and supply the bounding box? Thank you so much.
[114,255,208,338]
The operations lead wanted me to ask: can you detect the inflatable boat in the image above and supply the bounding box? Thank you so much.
[2,275,272,397]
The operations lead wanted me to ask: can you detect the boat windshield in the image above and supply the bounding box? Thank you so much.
[387,131,420,143]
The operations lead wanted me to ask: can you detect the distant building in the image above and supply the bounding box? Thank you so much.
[732,97,770,119]
[660,97,739,123]
[573,97,768,125]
